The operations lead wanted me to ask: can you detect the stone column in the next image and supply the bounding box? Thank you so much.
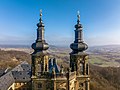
[87,64,89,75]
[86,81,90,90]
[31,80,34,90]
[66,68,70,90]
[54,80,56,90]
[84,62,86,75]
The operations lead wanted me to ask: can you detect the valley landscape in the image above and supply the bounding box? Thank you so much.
[0,45,120,90]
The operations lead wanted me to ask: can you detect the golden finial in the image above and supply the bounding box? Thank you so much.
[77,11,80,21]
[40,9,42,17]
[77,11,80,24]
[39,9,43,23]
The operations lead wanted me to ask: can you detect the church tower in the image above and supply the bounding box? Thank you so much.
[31,10,49,76]
[70,11,90,90]
[31,10,50,90]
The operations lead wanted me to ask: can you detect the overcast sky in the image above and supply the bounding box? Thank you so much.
[0,0,120,46]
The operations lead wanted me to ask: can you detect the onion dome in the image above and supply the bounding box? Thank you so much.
[32,10,49,52]
[70,11,88,53]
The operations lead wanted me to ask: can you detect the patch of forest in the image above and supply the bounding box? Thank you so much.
[0,49,31,68]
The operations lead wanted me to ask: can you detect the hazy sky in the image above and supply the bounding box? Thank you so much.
[0,0,120,46]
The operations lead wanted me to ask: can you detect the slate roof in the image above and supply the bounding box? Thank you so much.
[11,61,31,72]
[11,61,31,82]
[49,58,60,73]
[0,68,11,77]
[0,61,31,90]
[12,71,31,82]
[0,71,15,90]
[0,69,5,77]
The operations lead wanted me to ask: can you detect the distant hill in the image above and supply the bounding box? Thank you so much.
[0,45,120,90]
[0,49,31,69]
[88,45,120,67]
[90,64,120,90]
[1,44,120,67]
[0,44,31,48]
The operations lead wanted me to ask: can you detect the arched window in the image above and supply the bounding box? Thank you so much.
[86,64,89,75]
[45,64,47,71]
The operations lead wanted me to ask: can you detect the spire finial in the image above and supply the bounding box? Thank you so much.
[40,9,42,17]
[77,11,80,24]
[39,9,43,23]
